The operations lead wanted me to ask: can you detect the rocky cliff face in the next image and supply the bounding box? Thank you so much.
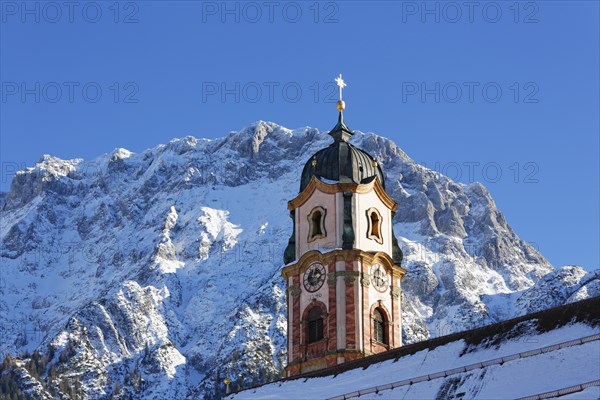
[1,121,598,399]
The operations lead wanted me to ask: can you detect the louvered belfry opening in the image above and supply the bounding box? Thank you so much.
[307,307,324,343]
[373,308,386,345]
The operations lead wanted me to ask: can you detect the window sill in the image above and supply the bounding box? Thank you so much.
[303,337,327,346]
[370,339,390,349]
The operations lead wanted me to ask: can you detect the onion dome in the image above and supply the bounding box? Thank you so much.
[299,112,384,192]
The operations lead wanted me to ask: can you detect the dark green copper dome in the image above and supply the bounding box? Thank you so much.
[299,113,385,192]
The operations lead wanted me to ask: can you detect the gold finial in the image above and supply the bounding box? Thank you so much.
[311,156,317,168]
[335,74,346,111]
[372,159,378,168]
[224,378,232,395]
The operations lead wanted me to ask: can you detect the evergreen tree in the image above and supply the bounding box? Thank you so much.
[2,354,11,370]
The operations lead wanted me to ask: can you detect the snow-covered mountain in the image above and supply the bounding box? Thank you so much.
[1,121,598,399]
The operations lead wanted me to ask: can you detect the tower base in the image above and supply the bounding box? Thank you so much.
[284,350,369,378]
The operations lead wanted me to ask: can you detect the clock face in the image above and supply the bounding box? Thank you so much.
[303,263,326,292]
[371,264,389,292]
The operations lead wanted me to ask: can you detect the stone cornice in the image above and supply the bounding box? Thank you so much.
[288,176,397,212]
[282,249,406,280]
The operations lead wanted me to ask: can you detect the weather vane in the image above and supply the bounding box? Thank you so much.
[335,74,346,112]
[335,74,346,100]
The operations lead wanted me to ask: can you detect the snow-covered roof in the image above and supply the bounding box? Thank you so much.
[230,297,600,399]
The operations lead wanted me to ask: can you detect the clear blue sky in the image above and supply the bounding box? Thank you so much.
[1,1,598,269]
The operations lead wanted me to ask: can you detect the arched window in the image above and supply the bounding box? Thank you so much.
[373,308,387,344]
[307,307,324,343]
[307,206,327,242]
[370,212,380,238]
[366,208,383,244]
[311,211,323,236]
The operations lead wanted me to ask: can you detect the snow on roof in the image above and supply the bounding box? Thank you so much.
[230,298,600,400]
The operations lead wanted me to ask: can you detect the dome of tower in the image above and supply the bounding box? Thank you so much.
[299,114,385,192]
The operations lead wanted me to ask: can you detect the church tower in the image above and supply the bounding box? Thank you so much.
[282,75,406,377]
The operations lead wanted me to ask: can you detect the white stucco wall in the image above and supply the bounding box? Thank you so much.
[353,189,393,255]
[296,188,339,256]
